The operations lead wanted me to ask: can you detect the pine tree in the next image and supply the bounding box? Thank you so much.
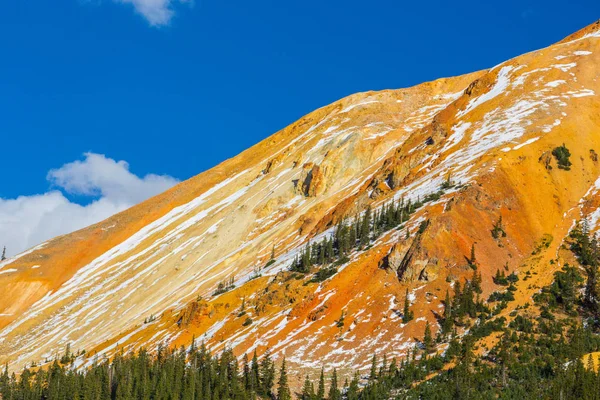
[242,353,250,390]
[347,372,360,400]
[250,350,260,393]
[369,354,378,381]
[471,269,482,294]
[328,368,340,400]
[318,243,325,265]
[468,243,477,268]
[442,289,453,334]
[423,321,434,354]
[403,289,413,323]
[277,358,291,400]
[379,354,387,378]
[360,206,372,247]
[0,247,5,261]
[260,349,275,397]
[316,367,326,400]
[301,374,314,400]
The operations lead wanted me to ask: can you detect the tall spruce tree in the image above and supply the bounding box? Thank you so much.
[277,358,291,400]
[328,368,340,400]
[423,321,434,354]
[403,288,414,323]
[260,349,275,397]
[316,367,326,400]
[301,374,314,400]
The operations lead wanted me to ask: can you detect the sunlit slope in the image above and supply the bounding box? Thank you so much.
[1,21,599,379]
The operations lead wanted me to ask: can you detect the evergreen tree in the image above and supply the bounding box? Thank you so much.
[360,206,372,247]
[251,350,260,393]
[468,243,477,268]
[346,372,360,400]
[327,368,340,400]
[301,374,315,400]
[369,354,378,382]
[442,289,453,334]
[260,349,275,397]
[403,289,414,323]
[276,358,291,400]
[472,269,482,294]
[242,353,250,390]
[423,321,434,354]
[316,367,326,400]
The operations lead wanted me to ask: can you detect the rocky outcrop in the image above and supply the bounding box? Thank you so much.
[295,163,325,197]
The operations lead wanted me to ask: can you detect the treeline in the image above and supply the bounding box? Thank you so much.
[0,343,291,400]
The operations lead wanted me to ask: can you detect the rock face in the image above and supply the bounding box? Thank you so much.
[295,163,325,197]
[1,21,600,384]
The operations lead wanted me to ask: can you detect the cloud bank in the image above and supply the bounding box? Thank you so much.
[0,153,179,257]
[116,0,190,26]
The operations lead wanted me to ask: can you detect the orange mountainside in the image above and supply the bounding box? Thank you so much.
[1,21,600,383]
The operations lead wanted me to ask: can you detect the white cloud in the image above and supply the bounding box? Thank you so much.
[0,153,179,257]
[116,0,190,26]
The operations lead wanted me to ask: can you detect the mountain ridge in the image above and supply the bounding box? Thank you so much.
[1,21,600,385]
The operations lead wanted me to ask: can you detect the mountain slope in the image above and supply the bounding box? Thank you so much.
[1,21,600,381]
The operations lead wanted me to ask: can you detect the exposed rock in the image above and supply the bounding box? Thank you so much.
[539,151,553,170]
[295,163,325,197]
[418,261,439,282]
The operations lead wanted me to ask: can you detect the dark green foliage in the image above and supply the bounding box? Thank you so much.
[488,290,515,302]
[470,316,506,339]
[534,264,583,316]
[311,266,337,283]
[423,321,434,354]
[300,374,314,400]
[259,349,275,397]
[494,268,509,285]
[570,220,600,315]
[509,315,534,333]
[1,343,268,400]
[491,215,507,239]
[276,358,291,400]
[402,289,414,323]
[346,372,360,400]
[213,276,235,296]
[327,368,340,400]
[441,290,453,335]
[291,193,428,281]
[336,310,345,328]
[316,368,325,400]
[552,144,572,170]
[440,174,454,190]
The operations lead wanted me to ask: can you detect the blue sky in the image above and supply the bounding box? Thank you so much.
[0,0,598,255]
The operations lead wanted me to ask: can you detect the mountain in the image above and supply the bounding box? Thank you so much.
[1,20,600,384]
